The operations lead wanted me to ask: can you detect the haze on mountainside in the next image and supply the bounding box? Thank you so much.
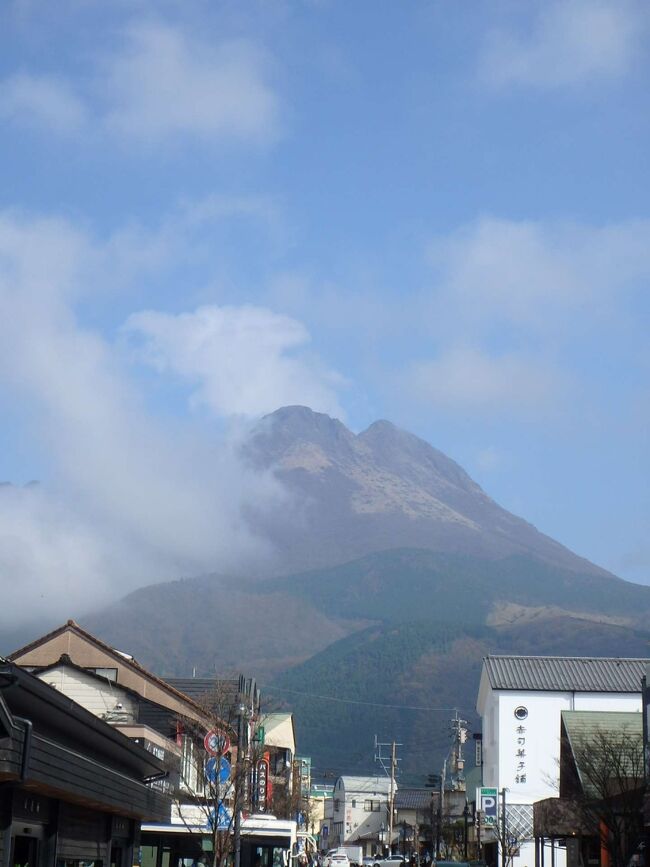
[75,404,649,673]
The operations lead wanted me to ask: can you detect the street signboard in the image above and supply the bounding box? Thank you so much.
[205,756,231,785]
[204,729,231,756]
[255,756,270,812]
[476,787,498,826]
[207,802,232,831]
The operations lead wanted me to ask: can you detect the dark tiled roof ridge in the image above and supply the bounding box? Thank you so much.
[483,654,648,693]
[485,654,650,661]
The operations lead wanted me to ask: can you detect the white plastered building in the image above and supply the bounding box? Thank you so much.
[330,775,393,853]
[476,655,645,867]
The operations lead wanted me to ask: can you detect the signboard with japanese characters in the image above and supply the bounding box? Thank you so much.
[513,706,528,785]
[255,756,270,813]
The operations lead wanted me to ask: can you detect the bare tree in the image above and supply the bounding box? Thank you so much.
[490,803,516,867]
[173,682,265,867]
[568,725,644,867]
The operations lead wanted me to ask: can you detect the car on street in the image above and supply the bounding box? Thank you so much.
[329,854,350,867]
[373,856,406,867]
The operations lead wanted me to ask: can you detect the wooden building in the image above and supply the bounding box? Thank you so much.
[0,659,169,867]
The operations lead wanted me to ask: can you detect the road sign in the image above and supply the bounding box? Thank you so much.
[255,756,270,812]
[207,802,232,831]
[204,729,231,756]
[477,787,498,826]
[205,756,231,784]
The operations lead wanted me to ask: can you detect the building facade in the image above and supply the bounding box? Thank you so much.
[329,776,393,854]
[476,655,645,867]
[8,622,295,867]
[0,660,169,867]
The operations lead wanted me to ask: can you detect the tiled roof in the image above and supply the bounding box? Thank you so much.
[337,775,392,794]
[562,711,643,798]
[483,655,647,693]
[395,789,434,810]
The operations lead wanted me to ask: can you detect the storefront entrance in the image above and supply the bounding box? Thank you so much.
[11,834,40,867]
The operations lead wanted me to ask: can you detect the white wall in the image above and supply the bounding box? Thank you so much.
[37,664,136,720]
[479,687,641,867]
[331,780,389,849]
[495,689,641,803]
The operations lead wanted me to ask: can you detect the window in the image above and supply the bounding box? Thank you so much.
[334,799,340,811]
[351,800,356,808]
[364,800,380,812]
[179,735,204,795]
[87,667,117,682]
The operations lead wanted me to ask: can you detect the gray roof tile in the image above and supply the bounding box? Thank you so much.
[484,655,647,693]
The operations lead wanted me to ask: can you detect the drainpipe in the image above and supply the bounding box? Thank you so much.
[14,716,33,782]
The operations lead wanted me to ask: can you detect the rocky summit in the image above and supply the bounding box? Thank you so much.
[245,405,608,577]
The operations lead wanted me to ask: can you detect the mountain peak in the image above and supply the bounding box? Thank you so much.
[261,405,348,436]
[244,405,607,578]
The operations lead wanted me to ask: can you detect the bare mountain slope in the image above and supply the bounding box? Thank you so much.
[247,406,608,576]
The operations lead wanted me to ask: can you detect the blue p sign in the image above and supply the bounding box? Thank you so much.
[479,788,498,826]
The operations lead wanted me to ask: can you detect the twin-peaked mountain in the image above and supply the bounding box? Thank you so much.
[243,405,607,577]
[8,406,650,782]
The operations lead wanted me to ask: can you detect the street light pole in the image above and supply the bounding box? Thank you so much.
[500,788,507,867]
[463,802,469,860]
[233,702,245,867]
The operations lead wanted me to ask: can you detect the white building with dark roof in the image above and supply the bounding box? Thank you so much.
[329,775,393,853]
[476,655,645,867]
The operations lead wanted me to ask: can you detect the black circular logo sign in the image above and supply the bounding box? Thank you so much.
[514,706,528,720]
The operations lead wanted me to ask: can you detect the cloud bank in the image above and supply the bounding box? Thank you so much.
[0,209,335,627]
[404,216,650,418]
[480,0,647,88]
[124,304,343,418]
[0,20,279,145]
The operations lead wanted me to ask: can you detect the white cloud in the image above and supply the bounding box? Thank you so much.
[0,72,87,134]
[405,216,650,417]
[0,20,280,145]
[123,304,344,418]
[480,0,647,88]
[0,484,117,618]
[407,347,561,418]
[0,210,305,627]
[104,22,279,143]
[427,216,650,336]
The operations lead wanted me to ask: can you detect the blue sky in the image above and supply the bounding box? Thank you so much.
[1,0,649,621]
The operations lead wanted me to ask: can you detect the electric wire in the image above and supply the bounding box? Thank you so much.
[261,683,464,712]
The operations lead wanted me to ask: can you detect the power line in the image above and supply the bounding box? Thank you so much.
[261,683,463,711]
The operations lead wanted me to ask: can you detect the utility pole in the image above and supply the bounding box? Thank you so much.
[436,758,446,859]
[388,741,397,856]
[450,711,468,792]
[375,736,401,855]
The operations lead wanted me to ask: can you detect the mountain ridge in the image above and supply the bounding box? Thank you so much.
[5,405,644,781]
[246,406,612,577]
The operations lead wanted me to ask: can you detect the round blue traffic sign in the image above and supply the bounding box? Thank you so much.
[205,756,231,784]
